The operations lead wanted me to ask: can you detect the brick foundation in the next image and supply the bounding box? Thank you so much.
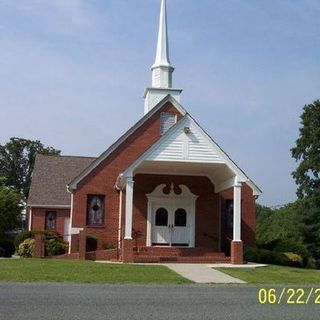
[122,239,134,263]
[231,240,243,264]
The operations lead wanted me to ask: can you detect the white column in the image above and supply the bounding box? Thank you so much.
[124,177,134,240]
[233,177,242,241]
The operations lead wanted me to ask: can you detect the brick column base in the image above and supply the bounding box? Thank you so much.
[34,234,45,258]
[79,230,87,260]
[231,240,243,264]
[122,239,134,263]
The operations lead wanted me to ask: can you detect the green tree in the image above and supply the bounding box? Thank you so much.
[256,203,304,245]
[0,137,60,198]
[291,100,320,200]
[0,178,22,237]
[291,100,320,266]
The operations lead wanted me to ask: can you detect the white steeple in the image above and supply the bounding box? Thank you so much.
[152,0,173,88]
[144,0,182,114]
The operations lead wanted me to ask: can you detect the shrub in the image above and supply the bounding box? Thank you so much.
[244,246,304,268]
[258,238,310,266]
[14,230,35,250]
[281,252,304,268]
[0,238,15,257]
[273,239,309,264]
[102,242,116,250]
[86,235,98,252]
[46,238,68,256]
[18,238,35,258]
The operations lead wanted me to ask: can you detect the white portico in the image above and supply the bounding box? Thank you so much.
[116,107,261,262]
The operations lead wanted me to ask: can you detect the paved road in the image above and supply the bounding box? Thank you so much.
[0,283,318,320]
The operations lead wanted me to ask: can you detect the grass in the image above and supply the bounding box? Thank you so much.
[216,265,320,284]
[0,259,191,284]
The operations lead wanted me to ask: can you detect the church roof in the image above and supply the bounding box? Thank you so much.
[27,154,96,207]
[68,95,187,191]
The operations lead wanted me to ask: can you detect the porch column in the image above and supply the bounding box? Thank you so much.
[124,177,134,240]
[231,177,243,264]
[123,177,134,263]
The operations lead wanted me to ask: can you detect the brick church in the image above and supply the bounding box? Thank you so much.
[27,0,261,264]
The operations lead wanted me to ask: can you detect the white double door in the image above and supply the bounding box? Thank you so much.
[151,202,192,246]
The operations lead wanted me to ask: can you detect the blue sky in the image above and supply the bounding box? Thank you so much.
[0,0,319,206]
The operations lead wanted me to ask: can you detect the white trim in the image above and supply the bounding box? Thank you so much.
[218,195,221,252]
[121,114,261,196]
[124,177,134,240]
[146,184,197,247]
[233,177,242,241]
[118,190,123,249]
[68,194,74,254]
[68,95,186,190]
[27,204,71,209]
[215,177,236,193]
[28,207,32,231]
[70,227,83,235]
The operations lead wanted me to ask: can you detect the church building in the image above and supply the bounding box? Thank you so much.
[27,0,261,264]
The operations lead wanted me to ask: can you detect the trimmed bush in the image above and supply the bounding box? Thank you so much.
[18,238,35,258]
[86,235,98,252]
[14,230,34,250]
[46,238,68,256]
[0,238,15,257]
[258,238,310,266]
[281,252,304,268]
[244,247,304,268]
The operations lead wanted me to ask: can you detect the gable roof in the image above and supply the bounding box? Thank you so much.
[27,154,96,207]
[121,113,262,196]
[68,95,261,196]
[68,95,187,190]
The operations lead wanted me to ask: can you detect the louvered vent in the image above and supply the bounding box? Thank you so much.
[160,112,176,135]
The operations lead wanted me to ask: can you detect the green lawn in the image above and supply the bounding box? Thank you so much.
[0,259,191,284]
[216,265,320,284]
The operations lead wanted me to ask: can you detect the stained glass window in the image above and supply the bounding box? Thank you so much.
[45,211,56,230]
[87,195,105,225]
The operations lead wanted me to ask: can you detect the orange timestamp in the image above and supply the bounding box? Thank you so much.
[258,288,320,305]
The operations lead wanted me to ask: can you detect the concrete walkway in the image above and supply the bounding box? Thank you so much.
[164,263,246,284]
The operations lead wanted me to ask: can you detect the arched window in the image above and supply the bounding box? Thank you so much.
[155,208,168,226]
[175,208,187,227]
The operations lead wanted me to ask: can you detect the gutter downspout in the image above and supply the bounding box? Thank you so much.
[118,189,123,252]
[28,207,32,231]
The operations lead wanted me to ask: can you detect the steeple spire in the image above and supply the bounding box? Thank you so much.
[152,0,174,88]
[153,0,172,70]
[144,0,182,114]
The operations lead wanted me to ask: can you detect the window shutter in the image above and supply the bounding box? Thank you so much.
[160,112,176,135]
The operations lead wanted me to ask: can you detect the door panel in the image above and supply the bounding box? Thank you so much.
[152,206,171,245]
[172,208,189,245]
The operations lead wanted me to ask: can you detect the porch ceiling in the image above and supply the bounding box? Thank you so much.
[133,160,235,186]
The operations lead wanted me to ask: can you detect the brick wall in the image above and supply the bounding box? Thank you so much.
[31,207,70,236]
[71,102,183,251]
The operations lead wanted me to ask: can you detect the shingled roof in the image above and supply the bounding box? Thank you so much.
[27,154,96,207]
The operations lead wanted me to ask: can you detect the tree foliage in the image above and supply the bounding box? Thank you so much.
[291,100,320,200]
[256,203,304,245]
[0,178,22,237]
[0,137,60,198]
